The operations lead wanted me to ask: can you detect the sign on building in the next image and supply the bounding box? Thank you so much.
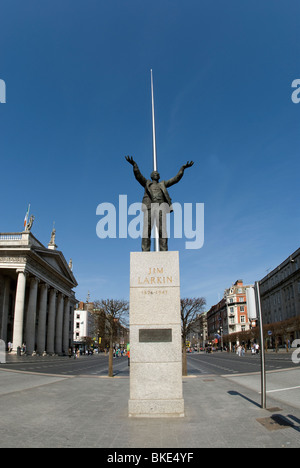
[246,286,257,320]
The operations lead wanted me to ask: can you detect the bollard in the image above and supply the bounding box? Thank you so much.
[0,340,6,363]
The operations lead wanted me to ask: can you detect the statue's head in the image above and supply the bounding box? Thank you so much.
[151,171,160,181]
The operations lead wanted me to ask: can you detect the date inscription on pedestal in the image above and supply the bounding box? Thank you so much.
[139,329,172,343]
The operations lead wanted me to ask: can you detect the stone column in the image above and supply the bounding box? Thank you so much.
[12,270,27,353]
[25,277,39,355]
[0,276,11,344]
[70,304,75,346]
[63,297,70,355]
[46,288,56,355]
[36,283,48,355]
[55,292,64,355]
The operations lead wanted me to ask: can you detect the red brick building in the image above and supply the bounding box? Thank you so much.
[207,280,253,347]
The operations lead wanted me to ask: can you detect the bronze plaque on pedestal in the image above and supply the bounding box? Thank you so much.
[139,328,172,343]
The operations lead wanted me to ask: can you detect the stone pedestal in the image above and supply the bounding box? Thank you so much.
[128,251,184,418]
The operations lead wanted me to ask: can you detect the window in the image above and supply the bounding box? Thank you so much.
[277,292,281,304]
[76,322,80,329]
[240,315,245,323]
[240,306,245,312]
[291,285,294,299]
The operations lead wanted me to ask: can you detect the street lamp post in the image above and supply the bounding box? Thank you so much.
[255,281,266,409]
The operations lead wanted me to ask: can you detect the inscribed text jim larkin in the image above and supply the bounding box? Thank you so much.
[138,267,173,286]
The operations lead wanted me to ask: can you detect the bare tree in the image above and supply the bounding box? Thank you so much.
[93,299,129,377]
[181,297,206,376]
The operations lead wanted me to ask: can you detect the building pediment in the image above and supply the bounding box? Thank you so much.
[33,248,77,287]
[0,232,78,290]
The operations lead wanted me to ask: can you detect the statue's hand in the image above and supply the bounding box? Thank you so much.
[125,156,136,166]
[183,161,194,169]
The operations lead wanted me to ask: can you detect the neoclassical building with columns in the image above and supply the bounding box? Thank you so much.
[0,231,78,355]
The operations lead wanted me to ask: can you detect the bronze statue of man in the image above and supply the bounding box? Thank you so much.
[125,156,194,251]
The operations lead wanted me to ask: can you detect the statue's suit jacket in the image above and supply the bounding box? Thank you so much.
[133,164,185,213]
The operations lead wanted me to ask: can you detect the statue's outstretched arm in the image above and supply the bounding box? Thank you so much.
[165,161,194,187]
[125,156,147,187]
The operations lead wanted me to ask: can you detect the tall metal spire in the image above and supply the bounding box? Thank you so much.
[151,69,158,172]
[150,70,159,252]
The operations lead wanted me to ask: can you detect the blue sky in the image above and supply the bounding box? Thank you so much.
[0,0,299,309]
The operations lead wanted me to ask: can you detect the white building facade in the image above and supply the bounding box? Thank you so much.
[73,302,95,346]
[0,231,78,355]
[74,308,89,342]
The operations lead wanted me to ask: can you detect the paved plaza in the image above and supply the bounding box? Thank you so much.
[0,365,299,448]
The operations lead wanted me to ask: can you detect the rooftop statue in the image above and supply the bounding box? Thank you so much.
[25,215,35,232]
